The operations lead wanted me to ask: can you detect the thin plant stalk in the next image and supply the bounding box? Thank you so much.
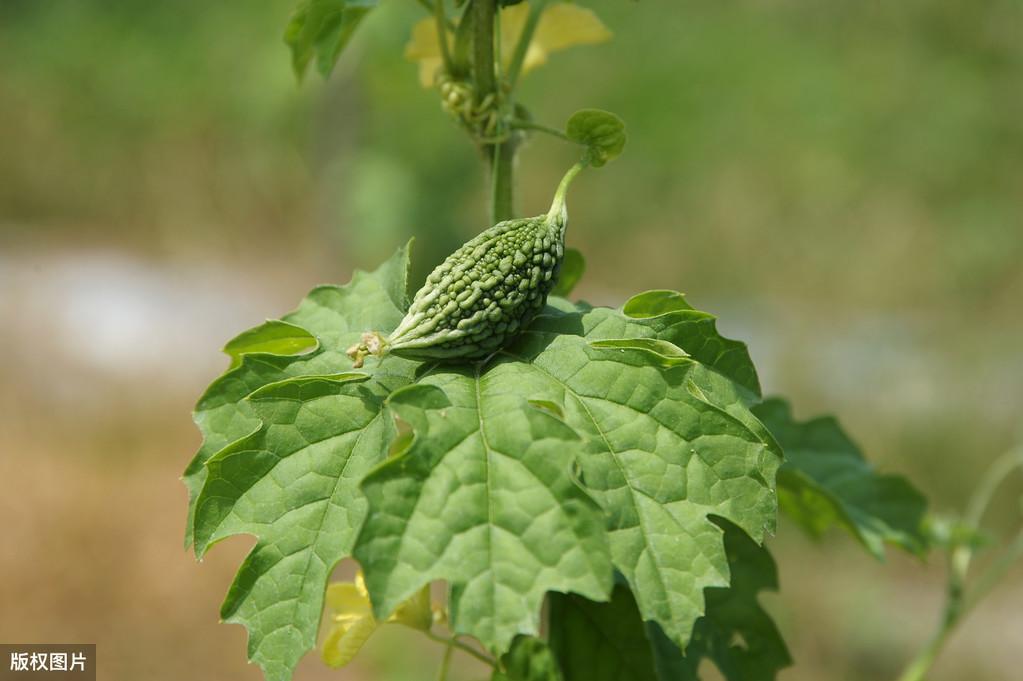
[433,0,454,74]
[895,446,1023,681]
[506,0,547,90]
[424,630,498,669]
[435,641,455,681]
[471,0,515,222]
[510,118,570,141]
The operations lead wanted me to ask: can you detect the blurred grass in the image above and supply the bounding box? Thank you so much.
[0,1,1021,680]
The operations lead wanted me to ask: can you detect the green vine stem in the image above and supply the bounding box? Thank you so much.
[548,160,586,222]
[490,3,516,224]
[471,0,497,99]
[491,138,516,222]
[424,629,499,669]
[465,0,514,223]
[433,0,454,74]
[435,640,455,681]
[419,0,456,31]
[963,528,1023,611]
[895,445,1023,681]
[510,117,570,141]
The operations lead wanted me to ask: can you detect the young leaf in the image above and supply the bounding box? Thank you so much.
[565,109,626,167]
[753,397,929,557]
[222,319,317,370]
[622,290,696,319]
[588,338,690,367]
[617,290,761,396]
[353,375,614,654]
[551,247,585,298]
[284,0,376,80]
[553,289,762,399]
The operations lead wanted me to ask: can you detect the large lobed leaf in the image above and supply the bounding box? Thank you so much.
[646,520,791,681]
[548,585,660,681]
[548,521,790,681]
[496,303,781,650]
[194,372,395,681]
[182,242,412,550]
[184,244,783,680]
[754,398,929,557]
[184,246,413,680]
[354,376,613,651]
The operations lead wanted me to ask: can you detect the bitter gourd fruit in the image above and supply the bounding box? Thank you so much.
[347,165,583,367]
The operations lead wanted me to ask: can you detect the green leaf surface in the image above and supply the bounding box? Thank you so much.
[222,319,317,370]
[194,372,399,681]
[589,338,690,366]
[550,523,789,681]
[565,109,626,167]
[182,242,412,550]
[495,636,564,681]
[617,290,762,397]
[496,304,781,650]
[647,521,791,681]
[185,245,780,680]
[753,397,928,557]
[622,289,696,318]
[551,247,585,298]
[284,0,376,80]
[549,584,660,681]
[354,373,613,653]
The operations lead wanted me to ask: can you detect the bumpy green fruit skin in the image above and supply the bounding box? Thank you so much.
[386,210,566,361]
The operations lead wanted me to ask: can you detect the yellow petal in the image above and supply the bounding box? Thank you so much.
[320,573,434,668]
[405,17,442,60]
[354,571,369,598]
[498,3,532,67]
[533,3,612,54]
[418,57,445,87]
[519,43,548,74]
[405,2,611,88]
[325,581,372,618]
[388,584,433,631]
[504,2,612,76]
[406,18,454,87]
[321,614,379,668]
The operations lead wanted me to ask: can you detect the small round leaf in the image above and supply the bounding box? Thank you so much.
[566,109,626,167]
[551,247,586,298]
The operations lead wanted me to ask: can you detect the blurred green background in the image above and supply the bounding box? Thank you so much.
[1,1,1021,680]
